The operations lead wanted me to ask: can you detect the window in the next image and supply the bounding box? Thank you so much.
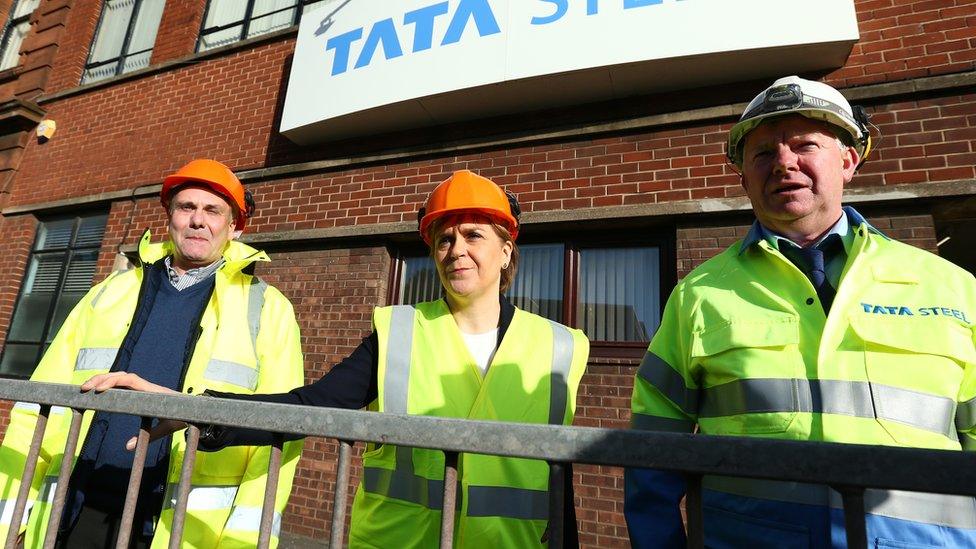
[0,213,108,378]
[0,0,40,71]
[81,0,166,84]
[197,0,325,52]
[392,235,674,358]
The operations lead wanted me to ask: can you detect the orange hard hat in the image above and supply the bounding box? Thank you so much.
[161,159,253,229]
[418,170,520,245]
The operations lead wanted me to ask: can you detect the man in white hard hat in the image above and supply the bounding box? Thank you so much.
[625,76,976,547]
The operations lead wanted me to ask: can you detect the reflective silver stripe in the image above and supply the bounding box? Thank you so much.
[636,351,699,416]
[247,278,267,356]
[704,476,976,529]
[548,321,574,425]
[12,403,67,415]
[384,305,415,415]
[0,477,55,526]
[467,485,548,520]
[700,378,957,439]
[631,412,695,433]
[362,446,444,509]
[203,359,258,390]
[225,506,281,536]
[73,347,118,371]
[957,396,976,432]
[90,279,114,308]
[164,484,239,511]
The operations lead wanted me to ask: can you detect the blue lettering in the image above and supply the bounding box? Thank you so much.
[861,302,873,313]
[898,307,913,316]
[872,305,887,315]
[354,18,404,70]
[404,2,449,52]
[885,306,899,315]
[940,307,953,317]
[442,0,501,45]
[625,0,663,7]
[532,0,568,24]
[920,307,931,316]
[587,0,599,15]
[325,27,363,75]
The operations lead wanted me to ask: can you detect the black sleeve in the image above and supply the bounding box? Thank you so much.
[199,332,379,449]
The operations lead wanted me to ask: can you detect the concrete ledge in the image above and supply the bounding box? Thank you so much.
[11,179,976,248]
[235,179,976,247]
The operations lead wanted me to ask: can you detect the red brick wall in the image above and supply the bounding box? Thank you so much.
[829,0,976,88]
[151,0,206,65]
[252,247,389,541]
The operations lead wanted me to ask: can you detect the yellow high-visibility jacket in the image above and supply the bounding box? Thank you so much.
[349,300,589,548]
[627,207,976,547]
[0,231,304,548]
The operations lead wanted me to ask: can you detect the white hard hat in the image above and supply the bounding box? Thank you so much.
[727,75,872,166]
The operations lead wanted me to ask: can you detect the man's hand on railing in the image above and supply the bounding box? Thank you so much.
[80,372,188,450]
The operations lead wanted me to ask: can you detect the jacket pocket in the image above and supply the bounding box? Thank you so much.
[850,316,973,444]
[875,538,941,549]
[693,314,802,435]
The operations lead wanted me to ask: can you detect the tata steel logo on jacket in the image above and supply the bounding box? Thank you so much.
[324,0,672,76]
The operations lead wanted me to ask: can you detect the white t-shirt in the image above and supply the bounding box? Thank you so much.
[461,328,498,377]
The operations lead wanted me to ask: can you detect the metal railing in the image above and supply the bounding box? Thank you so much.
[1,379,975,548]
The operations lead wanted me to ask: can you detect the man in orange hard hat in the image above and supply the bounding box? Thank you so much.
[0,159,305,548]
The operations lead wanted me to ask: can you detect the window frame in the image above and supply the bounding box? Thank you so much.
[0,0,38,71]
[82,0,160,84]
[196,0,324,52]
[0,212,108,379]
[387,227,677,360]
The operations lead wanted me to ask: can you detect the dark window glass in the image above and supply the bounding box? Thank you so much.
[197,0,325,52]
[0,0,40,70]
[393,240,666,353]
[0,213,108,378]
[82,0,166,84]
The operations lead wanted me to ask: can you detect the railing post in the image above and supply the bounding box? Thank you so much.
[546,462,565,549]
[42,409,84,549]
[257,435,283,549]
[835,485,868,549]
[117,416,151,549]
[168,425,200,549]
[4,405,50,549]
[684,473,704,549]
[439,451,459,549]
[328,440,353,549]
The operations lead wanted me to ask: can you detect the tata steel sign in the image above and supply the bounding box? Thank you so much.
[281,0,858,144]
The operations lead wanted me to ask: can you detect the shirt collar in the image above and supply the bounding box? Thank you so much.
[739,205,884,254]
[165,256,224,288]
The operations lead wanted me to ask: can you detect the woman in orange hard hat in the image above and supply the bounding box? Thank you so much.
[86,170,590,548]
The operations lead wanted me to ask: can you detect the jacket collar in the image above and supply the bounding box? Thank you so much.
[136,230,269,275]
[738,205,886,254]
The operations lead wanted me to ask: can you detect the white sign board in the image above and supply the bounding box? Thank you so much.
[282,0,859,144]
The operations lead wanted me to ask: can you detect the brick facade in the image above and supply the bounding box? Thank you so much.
[0,0,972,547]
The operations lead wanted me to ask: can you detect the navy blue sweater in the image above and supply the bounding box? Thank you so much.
[62,262,213,536]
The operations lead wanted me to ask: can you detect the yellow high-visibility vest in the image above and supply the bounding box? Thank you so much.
[350,300,588,548]
[0,231,305,548]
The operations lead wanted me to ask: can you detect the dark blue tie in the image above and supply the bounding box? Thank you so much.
[791,242,836,312]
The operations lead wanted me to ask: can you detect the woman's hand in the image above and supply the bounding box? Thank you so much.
[80,372,187,450]
[80,372,178,394]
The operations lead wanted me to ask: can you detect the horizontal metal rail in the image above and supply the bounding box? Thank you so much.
[1,379,975,548]
[3,380,974,495]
